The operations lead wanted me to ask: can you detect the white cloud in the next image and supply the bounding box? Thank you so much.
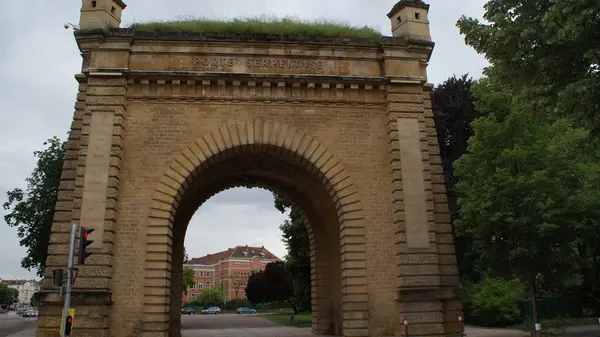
[0,0,488,279]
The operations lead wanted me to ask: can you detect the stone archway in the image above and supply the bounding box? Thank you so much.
[36,1,465,337]
[142,120,369,337]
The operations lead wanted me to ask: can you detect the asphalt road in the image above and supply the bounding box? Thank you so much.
[0,314,37,337]
[181,313,279,330]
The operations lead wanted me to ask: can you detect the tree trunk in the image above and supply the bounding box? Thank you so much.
[288,300,298,315]
[530,279,541,337]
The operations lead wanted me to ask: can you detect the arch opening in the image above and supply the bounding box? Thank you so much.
[142,123,370,337]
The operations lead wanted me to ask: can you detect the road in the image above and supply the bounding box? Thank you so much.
[0,313,37,337]
[2,312,600,337]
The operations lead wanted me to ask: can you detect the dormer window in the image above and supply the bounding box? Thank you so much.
[243,251,248,256]
[260,253,265,257]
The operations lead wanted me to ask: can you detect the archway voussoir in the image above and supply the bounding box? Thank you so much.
[219,127,234,154]
[235,122,248,146]
[227,124,241,148]
[156,181,179,199]
[211,129,227,154]
[152,191,175,206]
[182,147,201,168]
[284,128,298,152]
[164,168,186,187]
[253,117,264,146]
[202,134,220,160]
[245,121,255,146]
[150,199,173,213]
[190,140,209,164]
[275,123,289,150]
[173,154,195,176]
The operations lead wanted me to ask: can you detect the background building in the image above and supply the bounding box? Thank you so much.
[0,279,40,305]
[183,245,280,303]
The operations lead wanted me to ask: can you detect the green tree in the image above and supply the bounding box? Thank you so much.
[181,267,195,295]
[3,137,66,277]
[274,194,311,312]
[197,283,224,307]
[456,0,600,135]
[457,0,600,317]
[245,261,297,314]
[454,78,600,328]
[0,284,19,305]
[431,74,484,282]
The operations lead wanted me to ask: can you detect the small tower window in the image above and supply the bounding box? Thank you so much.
[397,17,402,23]
[91,0,97,7]
[111,6,116,14]
[415,12,421,20]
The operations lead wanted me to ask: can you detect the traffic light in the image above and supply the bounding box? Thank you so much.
[78,227,94,264]
[64,314,73,335]
[61,308,75,336]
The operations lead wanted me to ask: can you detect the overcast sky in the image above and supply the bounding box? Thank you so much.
[0,0,488,280]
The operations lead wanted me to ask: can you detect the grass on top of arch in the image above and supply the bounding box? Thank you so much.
[128,16,383,40]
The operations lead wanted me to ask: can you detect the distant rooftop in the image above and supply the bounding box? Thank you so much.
[128,16,383,40]
[186,245,280,266]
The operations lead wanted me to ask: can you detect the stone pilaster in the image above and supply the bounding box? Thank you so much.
[385,81,463,336]
[36,74,88,337]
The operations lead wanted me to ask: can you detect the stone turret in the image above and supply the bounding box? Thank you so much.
[79,0,126,30]
[387,0,431,41]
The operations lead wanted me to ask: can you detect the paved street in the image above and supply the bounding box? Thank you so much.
[2,312,600,337]
[0,313,36,337]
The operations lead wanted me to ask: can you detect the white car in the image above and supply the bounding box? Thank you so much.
[201,307,221,315]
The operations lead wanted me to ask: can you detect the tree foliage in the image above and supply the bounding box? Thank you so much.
[431,74,483,281]
[464,277,525,327]
[457,0,600,136]
[457,0,600,317]
[245,261,297,313]
[181,267,195,295]
[194,283,225,307]
[274,194,311,311]
[3,137,66,277]
[0,284,19,305]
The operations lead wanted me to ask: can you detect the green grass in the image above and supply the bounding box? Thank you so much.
[264,312,313,328]
[128,16,383,40]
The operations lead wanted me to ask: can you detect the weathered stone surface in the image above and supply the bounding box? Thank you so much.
[38,2,461,337]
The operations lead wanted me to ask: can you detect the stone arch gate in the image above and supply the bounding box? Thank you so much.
[36,1,463,337]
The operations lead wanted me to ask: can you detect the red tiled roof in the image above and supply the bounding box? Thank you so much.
[185,245,280,265]
[1,279,30,285]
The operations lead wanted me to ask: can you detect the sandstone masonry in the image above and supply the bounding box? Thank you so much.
[36,1,463,337]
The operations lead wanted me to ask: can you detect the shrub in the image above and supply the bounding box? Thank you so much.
[468,277,525,327]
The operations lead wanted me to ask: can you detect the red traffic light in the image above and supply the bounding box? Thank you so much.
[83,232,88,239]
[67,317,72,323]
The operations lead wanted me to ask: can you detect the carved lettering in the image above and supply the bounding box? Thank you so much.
[163,56,325,73]
[245,57,324,70]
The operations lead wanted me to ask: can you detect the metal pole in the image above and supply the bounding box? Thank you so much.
[60,223,78,337]
[404,320,408,337]
[459,316,464,337]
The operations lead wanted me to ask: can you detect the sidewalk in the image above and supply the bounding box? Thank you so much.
[465,326,528,337]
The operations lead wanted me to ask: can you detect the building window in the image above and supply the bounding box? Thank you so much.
[191,294,196,301]
[206,271,211,277]
[199,271,203,277]
[415,12,421,20]
[198,282,203,290]
[190,283,195,289]
[206,282,211,288]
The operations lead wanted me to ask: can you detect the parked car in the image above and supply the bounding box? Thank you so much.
[22,309,38,317]
[0,304,8,314]
[201,307,221,315]
[181,308,195,315]
[236,307,256,314]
